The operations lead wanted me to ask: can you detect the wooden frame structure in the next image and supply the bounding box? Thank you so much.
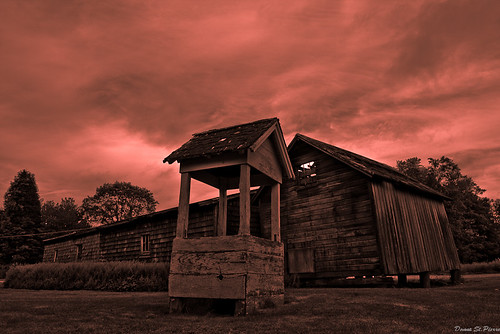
[164,118,294,314]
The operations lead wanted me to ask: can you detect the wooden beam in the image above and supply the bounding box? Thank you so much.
[271,183,280,241]
[217,187,227,236]
[419,272,431,288]
[239,164,251,235]
[176,172,191,238]
[180,153,246,173]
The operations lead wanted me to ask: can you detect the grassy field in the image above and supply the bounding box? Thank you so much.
[1,274,499,334]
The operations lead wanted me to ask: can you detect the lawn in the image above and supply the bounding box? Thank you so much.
[1,274,499,334]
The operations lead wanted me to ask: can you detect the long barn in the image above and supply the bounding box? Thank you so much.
[43,118,460,285]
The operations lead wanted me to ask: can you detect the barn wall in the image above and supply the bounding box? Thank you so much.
[99,204,216,263]
[43,233,100,263]
[43,196,261,263]
[262,140,382,278]
[371,180,460,274]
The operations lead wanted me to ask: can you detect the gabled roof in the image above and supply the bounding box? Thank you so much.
[164,117,294,179]
[290,133,448,200]
[164,118,278,164]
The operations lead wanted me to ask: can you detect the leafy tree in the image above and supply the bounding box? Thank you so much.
[41,197,88,232]
[2,170,43,264]
[81,181,158,226]
[397,157,500,263]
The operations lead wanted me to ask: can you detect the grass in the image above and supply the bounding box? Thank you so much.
[1,274,499,333]
[4,262,169,291]
[461,259,500,274]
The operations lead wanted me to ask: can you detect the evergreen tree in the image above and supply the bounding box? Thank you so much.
[3,170,43,264]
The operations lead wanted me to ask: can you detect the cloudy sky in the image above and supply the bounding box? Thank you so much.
[1,0,499,210]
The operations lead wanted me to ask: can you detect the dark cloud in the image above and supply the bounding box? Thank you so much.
[1,0,499,208]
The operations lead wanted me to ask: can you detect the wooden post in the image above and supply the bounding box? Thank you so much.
[419,272,431,288]
[176,172,191,238]
[217,187,227,236]
[239,164,251,235]
[397,274,408,287]
[270,183,280,241]
[450,269,462,284]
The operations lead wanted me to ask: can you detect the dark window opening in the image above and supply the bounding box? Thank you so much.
[297,161,317,187]
[141,234,150,253]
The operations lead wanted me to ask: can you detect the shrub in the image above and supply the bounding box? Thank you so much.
[461,259,500,274]
[4,262,169,291]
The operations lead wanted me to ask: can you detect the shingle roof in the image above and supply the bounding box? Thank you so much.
[164,118,278,164]
[292,134,448,199]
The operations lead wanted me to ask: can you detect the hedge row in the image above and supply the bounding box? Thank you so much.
[4,262,169,291]
[461,259,500,274]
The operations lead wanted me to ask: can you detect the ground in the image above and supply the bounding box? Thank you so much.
[1,274,499,333]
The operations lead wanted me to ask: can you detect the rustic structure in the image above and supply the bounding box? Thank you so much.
[271,134,460,286]
[164,118,294,314]
[43,119,461,290]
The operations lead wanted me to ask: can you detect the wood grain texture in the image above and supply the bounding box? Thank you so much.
[371,180,460,274]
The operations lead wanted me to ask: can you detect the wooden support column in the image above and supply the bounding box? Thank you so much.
[450,269,462,285]
[271,183,280,241]
[419,272,431,288]
[176,172,191,238]
[217,187,227,236]
[397,274,408,287]
[239,164,251,235]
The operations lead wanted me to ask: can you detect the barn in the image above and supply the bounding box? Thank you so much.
[43,118,461,286]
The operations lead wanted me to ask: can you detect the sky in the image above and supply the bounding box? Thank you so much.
[1,0,499,210]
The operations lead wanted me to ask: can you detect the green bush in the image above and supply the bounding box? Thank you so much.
[4,262,169,291]
[461,259,500,274]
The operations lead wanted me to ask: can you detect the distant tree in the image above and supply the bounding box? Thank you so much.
[397,157,500,263]
[81,182,158,226]
[2,170,43,264]
[0,209,10,264]
[492,199,500,225]
[41,197,88,232]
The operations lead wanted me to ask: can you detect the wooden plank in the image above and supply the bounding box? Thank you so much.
[179,153,246,173]
[239,164,251,235]
[248,138,283,183]
[270,183,280,242]
[169,251,284,275]
[169,273,246,299]
[171,235,284,256]
[217,188,227,236]
[176,172,191,238]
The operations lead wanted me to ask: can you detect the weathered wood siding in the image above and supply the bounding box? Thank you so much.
[264,140,382,278]
[371,180,460,274]
[100,203,215,263]
[43,196,261,263]
[43,233,100,263]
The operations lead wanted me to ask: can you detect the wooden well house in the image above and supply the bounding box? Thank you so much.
[163,118,294,315]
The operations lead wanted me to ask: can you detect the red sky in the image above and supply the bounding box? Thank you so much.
[1,0,499,210]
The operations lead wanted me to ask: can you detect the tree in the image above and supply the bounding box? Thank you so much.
[397,157,500,263]
[2,170,43,264]
[81,181,158,226]
[41,197,88,232]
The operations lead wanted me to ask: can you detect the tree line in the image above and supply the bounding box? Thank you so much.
[0,170,157,265]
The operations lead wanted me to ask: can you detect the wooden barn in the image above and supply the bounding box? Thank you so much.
[43,118,461,287]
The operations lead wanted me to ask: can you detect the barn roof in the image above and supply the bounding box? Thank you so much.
[164,118,279,164]
[290,133,448,200]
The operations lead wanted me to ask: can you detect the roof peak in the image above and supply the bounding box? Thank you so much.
[193,117,278,136]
